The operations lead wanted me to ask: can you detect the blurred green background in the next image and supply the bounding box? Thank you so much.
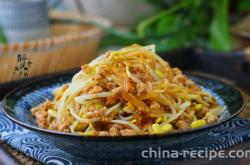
[97,0,250,52]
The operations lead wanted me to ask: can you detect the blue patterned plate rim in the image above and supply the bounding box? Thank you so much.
[2,72,245,141]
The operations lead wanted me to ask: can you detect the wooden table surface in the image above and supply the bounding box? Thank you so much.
[0,87,249,165]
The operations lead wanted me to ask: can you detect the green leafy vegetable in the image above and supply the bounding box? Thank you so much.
[209,0,232,51]
[101,0,233,52]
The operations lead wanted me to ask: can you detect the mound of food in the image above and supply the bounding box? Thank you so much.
[32,44,222,136]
